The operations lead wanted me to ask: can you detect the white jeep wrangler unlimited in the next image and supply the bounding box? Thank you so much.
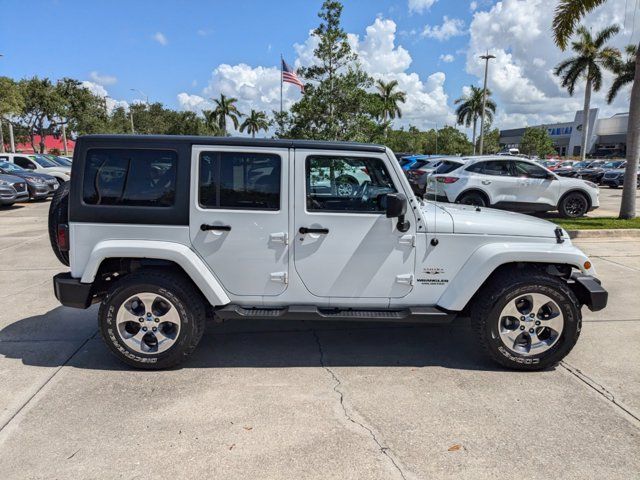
[50,135,607,370]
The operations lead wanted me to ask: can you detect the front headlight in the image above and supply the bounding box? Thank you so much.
[26,176,45,184]
[585,181,598,189]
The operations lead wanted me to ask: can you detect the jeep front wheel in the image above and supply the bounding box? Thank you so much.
[471,269,581,370]
[99,271,206,369]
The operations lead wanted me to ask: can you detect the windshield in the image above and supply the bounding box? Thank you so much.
[603,161,623,168]
[399,158,411,167]
[573,161,589,168]
[29,155,59,168]
[0,161,25,173]
[50,156,72,167]
[433,161,463,174]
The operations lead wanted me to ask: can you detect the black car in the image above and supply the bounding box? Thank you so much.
[573,160,625,183]
[0,160,59,200]
[554,160,590,177]
[601,168,640,188]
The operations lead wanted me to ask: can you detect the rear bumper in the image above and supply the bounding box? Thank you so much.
[568,272,608,312]
[53,272,93,309]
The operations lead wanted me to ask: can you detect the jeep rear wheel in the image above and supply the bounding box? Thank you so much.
[471,269,581,370]
[559,192,589,218]
[99,271,206,369]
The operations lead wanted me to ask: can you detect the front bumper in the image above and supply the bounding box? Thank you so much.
[53,272,94,309]
[568,272,608,311]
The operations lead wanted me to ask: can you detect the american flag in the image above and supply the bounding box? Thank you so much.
[282,59,304,93]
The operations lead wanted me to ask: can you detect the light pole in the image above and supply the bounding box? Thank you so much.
[479,51,495,155]
[130,88,149,105]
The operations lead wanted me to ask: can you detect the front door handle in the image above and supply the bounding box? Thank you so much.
[481,180,491,185]
[299,227,329,235]
[201,224,231,232]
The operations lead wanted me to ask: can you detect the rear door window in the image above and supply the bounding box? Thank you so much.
[199,152,281,210]
[83,149,177,206]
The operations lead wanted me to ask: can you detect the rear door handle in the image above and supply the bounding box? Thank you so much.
[201,224,231,232]
[299,227,329,235]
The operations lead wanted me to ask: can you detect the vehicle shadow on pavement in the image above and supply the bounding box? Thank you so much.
[0,307,505,372]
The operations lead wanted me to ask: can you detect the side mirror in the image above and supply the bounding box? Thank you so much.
[385,193,410,232]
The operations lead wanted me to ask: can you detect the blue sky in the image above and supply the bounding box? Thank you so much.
[0,0,634,131]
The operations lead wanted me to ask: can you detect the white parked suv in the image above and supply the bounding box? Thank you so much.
[50,136,607,370]
[0,153,71,185]
[425,156,599,218]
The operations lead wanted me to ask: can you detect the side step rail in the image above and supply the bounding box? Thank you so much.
[214,305,456,324]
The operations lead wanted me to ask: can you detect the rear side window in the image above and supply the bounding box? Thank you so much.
[479,160,513,176]
[83,149,177,206]
[433,161,462,174]
[199,152,281,210]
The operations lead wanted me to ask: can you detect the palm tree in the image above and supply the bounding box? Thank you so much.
[240,110,270,138]
[553,0,640,219]
[454,85,496,155]
[211,94,242,135]
[554,25,620,162]
[374,79,406,124]
[606,44,638,103]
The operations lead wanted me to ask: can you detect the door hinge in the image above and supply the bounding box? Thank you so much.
[269,232,289,245]
[398,234,415,247]
[395,273,414,286]
[270,271,288,284]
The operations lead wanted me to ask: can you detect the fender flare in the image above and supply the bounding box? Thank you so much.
[80,239,231,307]
[436,241,592,311]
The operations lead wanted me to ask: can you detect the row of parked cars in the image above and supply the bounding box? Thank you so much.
[396,153,600,218]
[0,153,72,207]
[538,159,632,188]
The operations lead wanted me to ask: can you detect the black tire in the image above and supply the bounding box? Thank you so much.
[558,191,589,218]
[471,268,581,371]
[48,181,70,266]
[99,270,206,370]
[457,191,487,207]
[336,176,359,197]
[608,186,619,189]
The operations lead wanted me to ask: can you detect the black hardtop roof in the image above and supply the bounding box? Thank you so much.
[77,135,387,153]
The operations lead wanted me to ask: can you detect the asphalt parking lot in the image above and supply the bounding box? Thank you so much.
[0,198,639,480]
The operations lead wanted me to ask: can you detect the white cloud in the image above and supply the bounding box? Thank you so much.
[81,81,129,112]
[152,32,168,46]
[177,16,456,133]
[408,0,438,14]
[197,28,213,37]
[440,53,455,63]
[465,0,630,129]
[470,1,478,11]
[88,71,117,86]
[421,16,466,41]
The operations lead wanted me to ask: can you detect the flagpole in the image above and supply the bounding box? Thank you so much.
[280,54,283,116]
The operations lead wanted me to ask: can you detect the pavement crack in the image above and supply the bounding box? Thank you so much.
[560,360,640,425]
[312,330,408,480]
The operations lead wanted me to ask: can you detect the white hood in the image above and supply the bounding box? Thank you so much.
[421,202,561,239]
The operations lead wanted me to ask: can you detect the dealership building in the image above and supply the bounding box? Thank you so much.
[499,109,628,157]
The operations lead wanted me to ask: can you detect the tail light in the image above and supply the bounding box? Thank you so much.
[57,224,69,251]
[436,176,459,184]
[360,167,369,175]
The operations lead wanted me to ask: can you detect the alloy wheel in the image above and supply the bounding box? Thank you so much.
[497,292,564,356]
[115,293,181,354]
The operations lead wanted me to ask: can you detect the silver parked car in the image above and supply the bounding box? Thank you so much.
[0,173,30,206]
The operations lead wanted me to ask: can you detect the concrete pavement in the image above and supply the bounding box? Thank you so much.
[0,200,638,479]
